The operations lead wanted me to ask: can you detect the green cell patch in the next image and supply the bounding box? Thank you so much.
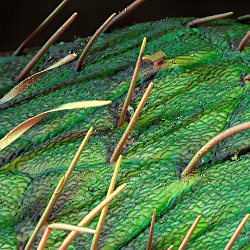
[0,17,249,249]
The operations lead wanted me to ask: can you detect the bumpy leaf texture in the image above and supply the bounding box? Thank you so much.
[0,17,249,249]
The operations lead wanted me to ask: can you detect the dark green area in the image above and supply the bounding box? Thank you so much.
[0,17,249,249]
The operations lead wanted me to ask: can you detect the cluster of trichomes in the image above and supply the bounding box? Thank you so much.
[0,1,250,249]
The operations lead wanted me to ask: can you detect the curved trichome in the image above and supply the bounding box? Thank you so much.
[18,12,77,81]
[118,37,147,128]
[110,82,154,163]
[187,12,233,27]
[237,31,250,52]
[75,13,116,71]
[13,0,71,56]
[181,122,250,178]
[103,0,147,33]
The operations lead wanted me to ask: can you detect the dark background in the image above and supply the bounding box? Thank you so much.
[0,0,249,52]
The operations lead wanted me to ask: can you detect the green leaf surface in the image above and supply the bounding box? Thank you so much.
[0,17,249,249]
